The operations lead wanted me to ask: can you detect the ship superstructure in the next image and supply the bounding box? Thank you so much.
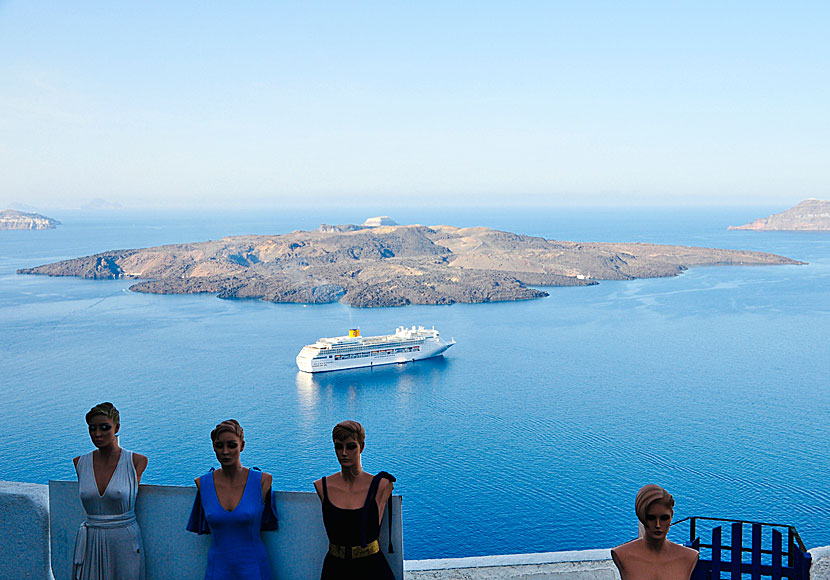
[296,326,454,373]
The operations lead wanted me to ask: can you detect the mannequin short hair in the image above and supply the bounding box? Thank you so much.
[332,420,365,448]
[635,484,675,524]
[85,402,120,426]
[211,419,245,445]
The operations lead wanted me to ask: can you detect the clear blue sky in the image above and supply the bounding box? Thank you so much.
[1,1,827,209]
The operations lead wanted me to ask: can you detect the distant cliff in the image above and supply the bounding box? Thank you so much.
[729,199,830,231]
[0,209,61,230]
[17,223,805,307]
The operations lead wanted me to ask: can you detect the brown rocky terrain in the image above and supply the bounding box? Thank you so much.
[729,199,830,231]
[17,223,805,307]
[0,209,61,230]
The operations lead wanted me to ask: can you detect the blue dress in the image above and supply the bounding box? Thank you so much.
[187,469,276,580]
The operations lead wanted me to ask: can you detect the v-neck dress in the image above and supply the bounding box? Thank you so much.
[195,469,274,580]
[73,449,144,580]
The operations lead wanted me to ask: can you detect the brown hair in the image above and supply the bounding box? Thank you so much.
[635,484,675,524]
[85,402,120,426]
[211,419,245,445]
[332,420,365,448]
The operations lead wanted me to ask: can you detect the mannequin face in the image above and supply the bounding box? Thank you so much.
[643,502,673,543]
[88,415,118,448]
[333,436,362,468]
[213,431,244,468]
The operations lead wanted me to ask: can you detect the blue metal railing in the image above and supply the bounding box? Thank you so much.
[673,517,811,580]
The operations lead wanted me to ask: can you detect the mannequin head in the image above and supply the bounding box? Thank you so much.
[635,484,675,544]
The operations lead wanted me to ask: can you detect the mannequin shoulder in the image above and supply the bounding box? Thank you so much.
[259,471,272,497]
[313,476,327,499]
[131,453,148,471]
[377,476,393,494]
[611,539,639,558]
[669,541,699,563]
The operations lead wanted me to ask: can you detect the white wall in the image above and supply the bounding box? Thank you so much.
[3,480,830,580]
[49,481,403,580]
[406,550,619,580]
[0,481,54,580]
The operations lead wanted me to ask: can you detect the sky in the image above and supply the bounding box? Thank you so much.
[1,1,828,210]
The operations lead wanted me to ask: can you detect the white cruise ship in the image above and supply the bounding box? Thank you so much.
[296,326,455,373]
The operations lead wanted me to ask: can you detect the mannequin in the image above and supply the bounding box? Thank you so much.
[611,484,698,580]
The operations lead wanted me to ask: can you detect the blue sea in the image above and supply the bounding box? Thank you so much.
[1,206,829,559]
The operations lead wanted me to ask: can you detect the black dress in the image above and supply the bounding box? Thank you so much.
[320,472,396,580]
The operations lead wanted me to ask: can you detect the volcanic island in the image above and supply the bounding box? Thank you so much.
[17,220,805,307]
[729,199,830,231]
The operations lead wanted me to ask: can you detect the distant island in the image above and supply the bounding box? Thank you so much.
[729,199,830,231]
[0,209,61,230]
[81,198,123,210]
[18,220,805,307]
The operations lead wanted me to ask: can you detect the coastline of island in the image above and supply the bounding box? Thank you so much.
[0,209,61,230]
[17,221,806,307]
[729,199,830,231]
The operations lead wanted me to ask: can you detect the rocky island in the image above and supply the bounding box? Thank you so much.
[0,209,61,230]
[17,221,804,307]
[729,199,830,231]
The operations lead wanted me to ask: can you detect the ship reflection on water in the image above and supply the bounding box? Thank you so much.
[295,356,450,410]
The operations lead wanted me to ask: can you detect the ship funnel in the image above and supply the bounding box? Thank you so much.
[349,328,360,337]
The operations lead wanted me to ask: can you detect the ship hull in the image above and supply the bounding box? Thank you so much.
[297,338,453,373]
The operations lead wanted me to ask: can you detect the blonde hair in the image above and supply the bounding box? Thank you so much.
[85,402,120,426]
[332,420,365,447]
[635,484,675,524]
[211,419,244,444]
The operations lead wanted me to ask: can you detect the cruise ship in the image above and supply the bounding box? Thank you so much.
[296,326,455,373]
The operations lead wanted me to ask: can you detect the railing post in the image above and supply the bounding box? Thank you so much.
[772,529,783,580]
[686,537,701,551]
[751,523,762,580]
[731,522,743,580]
[712,526,722,580]
[788,528,795,571]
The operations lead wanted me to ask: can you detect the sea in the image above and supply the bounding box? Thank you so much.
[1,206,828,559]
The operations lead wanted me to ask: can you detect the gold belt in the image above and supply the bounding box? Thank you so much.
[328,539,380,559]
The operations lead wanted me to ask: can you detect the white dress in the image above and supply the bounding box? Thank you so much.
[73,450,145,580]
